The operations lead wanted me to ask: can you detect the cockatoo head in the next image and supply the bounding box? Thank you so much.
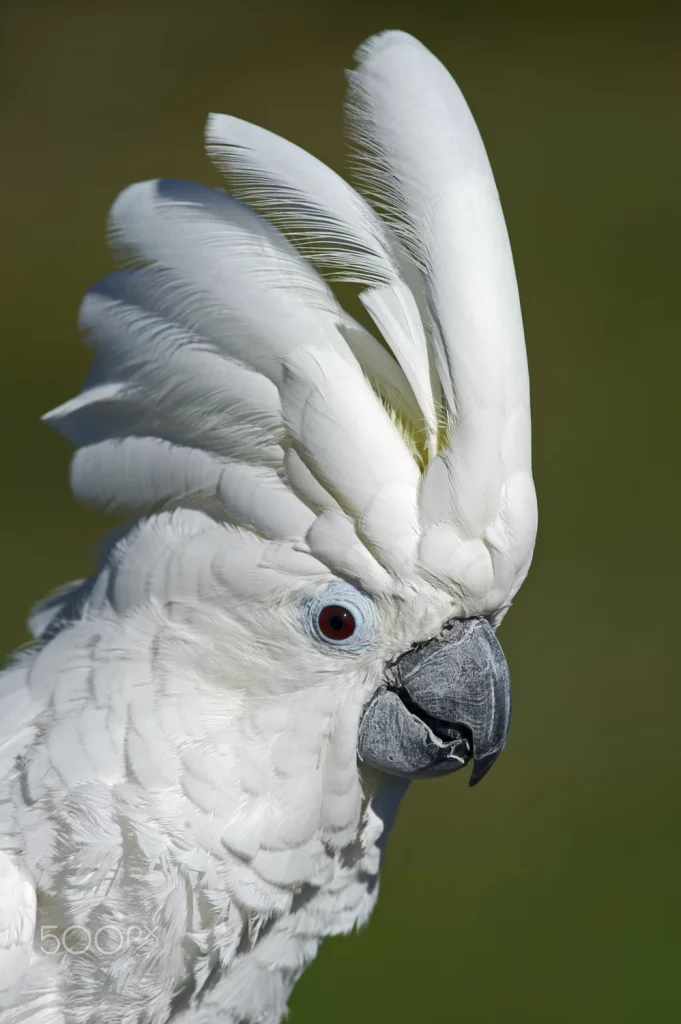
[44,32,536,849]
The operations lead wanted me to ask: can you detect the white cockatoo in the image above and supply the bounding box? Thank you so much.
[0,30,536,1024]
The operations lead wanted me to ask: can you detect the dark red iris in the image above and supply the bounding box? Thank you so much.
[318,605,356,641]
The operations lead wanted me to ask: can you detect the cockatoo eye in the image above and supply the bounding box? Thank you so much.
[318,605,356,640]
[302,582,376,652]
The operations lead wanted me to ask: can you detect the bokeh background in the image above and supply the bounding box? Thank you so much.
[2,1,680,1020]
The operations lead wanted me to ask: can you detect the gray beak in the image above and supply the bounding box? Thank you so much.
[358,618,511,786]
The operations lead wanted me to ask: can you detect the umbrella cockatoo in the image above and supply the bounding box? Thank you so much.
[0,30,536,1024]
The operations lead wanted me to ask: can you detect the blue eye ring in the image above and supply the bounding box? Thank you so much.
[301,582,377,652]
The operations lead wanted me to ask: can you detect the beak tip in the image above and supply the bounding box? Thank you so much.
[468,747,504,787]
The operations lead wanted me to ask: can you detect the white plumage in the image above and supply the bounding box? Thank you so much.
[206,113,439,454]
[0,31,536,1023]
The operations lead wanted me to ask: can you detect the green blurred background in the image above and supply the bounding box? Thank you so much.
[1,1,680,1020]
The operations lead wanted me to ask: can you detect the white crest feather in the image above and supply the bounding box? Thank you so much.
[348,30,536,599]
[42,32,536,612]
[206,113,438,456]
